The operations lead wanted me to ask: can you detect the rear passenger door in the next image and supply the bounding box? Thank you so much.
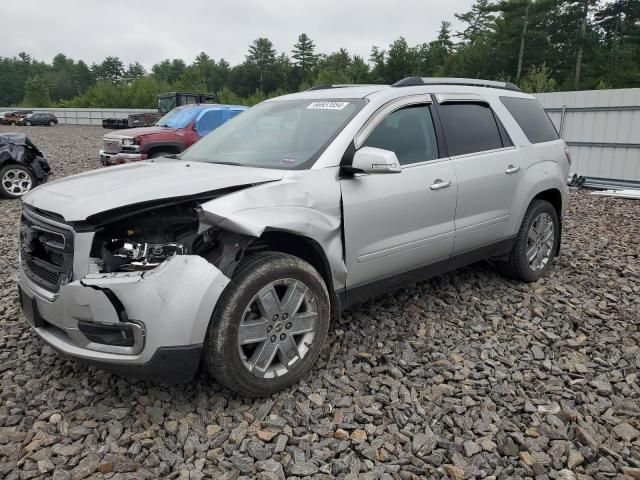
[434,94,523,254]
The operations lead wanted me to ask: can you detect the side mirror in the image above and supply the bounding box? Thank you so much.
[350,147,401,174]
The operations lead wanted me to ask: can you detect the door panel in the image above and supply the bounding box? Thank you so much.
[341,159,456,288]
[451,148,522,253]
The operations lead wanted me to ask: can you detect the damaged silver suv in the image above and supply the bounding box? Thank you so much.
[18,78,569,396]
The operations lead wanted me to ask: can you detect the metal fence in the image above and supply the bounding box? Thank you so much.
[534,88,640,183]
[0,107,156,126]
[4,88,640,182]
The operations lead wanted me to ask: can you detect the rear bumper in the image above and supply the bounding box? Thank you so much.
[99,151,148,166]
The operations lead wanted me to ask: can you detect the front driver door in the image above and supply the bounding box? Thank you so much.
[340,97,457,290]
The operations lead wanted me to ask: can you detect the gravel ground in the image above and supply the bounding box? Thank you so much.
[0,125,639,480]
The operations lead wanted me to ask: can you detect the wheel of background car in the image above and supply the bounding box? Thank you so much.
[0,164,36,199]
[150,151,171,158]
[499,199,559,282]
[204,252,330,396]
[25,121,32,126]
[48,120,55,126]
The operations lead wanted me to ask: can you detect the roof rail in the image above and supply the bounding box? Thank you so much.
[392,76,522,92]
[306,83,382,91]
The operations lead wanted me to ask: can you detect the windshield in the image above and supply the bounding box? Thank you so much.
[181,98,365,170]
[156,106,200,129]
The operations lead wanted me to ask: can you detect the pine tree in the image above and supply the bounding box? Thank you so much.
[455,0,497,43]
[246,38,277,93]
[292,33,318,84]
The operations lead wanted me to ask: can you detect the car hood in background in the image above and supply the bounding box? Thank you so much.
[22,159,286,222]
[104,126,177,138]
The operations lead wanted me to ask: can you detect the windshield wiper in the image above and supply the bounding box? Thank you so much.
[204,161,243,166]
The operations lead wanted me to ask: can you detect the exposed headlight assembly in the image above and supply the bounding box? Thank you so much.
[122,138,136,146]
[105,239,185,271]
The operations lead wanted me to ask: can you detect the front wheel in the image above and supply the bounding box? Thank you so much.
[500,199,560,282]
[204,252,330,396]
[0,165,36,198]
[25,121,32,126]
[48,120,55,126]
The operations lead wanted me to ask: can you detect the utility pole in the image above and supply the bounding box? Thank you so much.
[574,0,589,90]
[516,2,530,83]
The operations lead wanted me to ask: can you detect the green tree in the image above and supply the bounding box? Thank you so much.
[521,63,558,92]
[292,33,318,85]
[246,38,277,93]
[93,56,125,83]
[22,75,52,106]
[455,0,497,43]
[126,62,146,82]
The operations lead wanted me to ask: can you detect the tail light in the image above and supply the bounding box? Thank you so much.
[564,146,572,166]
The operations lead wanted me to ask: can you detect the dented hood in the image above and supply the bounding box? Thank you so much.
[22,159,286,222]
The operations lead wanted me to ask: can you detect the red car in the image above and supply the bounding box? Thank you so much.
[99,104,247,166]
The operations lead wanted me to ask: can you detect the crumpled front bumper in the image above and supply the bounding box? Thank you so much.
[99,150,148,166]
[18,255,230,382]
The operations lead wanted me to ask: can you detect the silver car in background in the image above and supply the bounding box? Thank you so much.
[18,78,569,396]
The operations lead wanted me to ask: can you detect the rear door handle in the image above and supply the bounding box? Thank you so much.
[505,165,520,174]
[430,179,452,190]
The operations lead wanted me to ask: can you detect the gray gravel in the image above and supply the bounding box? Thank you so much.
[1,125,639,479]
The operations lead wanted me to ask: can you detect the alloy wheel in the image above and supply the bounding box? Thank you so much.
[2,169,33,196]
[526,212,555,272]
[237,278,318,379]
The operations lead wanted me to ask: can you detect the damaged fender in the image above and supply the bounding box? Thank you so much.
[199,168,348,290]
[0,133,50,181]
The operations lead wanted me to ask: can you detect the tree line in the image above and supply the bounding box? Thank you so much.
[0,0,638,109]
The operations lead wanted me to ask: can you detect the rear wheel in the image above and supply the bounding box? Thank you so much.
[0,165,36,198]
[500,199,559,282]
[25,121,32,126]
[204,252,330,396]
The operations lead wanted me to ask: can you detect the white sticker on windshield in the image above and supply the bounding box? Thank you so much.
[307,101,349,110]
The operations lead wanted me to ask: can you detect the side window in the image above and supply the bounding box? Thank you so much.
[196,110,225,135]
[500,96,559,143]
[437,103,503,156]
[362,104,438,165]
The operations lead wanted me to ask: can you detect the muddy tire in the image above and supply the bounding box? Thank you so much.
[500,199,560,282]
[204,252,330,397]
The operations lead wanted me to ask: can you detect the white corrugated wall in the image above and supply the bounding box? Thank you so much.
[534,88,640,182]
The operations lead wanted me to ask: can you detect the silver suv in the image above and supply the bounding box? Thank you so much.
[18,78,569,396]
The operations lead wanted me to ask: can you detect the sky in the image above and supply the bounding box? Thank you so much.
[1,0,474,68]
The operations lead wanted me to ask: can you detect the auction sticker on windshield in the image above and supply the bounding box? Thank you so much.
[307,101,350,110]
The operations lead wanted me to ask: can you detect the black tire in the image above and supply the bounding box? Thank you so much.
[204,252,330,397]
[25,121,32,126]
[150,151,171,158]
[0,164,36,199]
[500,199,560,282]
[48,120,55,126]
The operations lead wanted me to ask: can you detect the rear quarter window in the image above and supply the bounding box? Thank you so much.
[500,96,559,144]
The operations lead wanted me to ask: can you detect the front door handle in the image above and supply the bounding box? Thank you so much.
[430,179,452,190]
[505,165,521,174]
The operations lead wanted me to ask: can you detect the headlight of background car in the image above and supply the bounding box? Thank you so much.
[104,239,185,271]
